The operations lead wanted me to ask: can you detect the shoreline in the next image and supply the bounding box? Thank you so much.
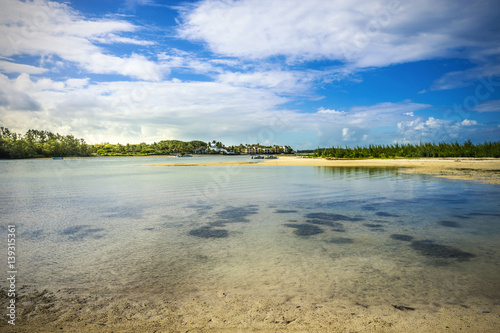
[146,157,500,184]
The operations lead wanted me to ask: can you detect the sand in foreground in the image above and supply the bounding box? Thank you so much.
[1,288,499,333]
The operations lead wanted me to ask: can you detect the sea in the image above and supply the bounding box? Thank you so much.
[1,155,499,311]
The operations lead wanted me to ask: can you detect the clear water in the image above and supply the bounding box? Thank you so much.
[1,156,499,309]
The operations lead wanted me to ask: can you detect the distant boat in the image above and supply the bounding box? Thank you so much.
[264,155,277,159]
[176,154,193,157]
[52,157,64,160]
[251,155,264,159]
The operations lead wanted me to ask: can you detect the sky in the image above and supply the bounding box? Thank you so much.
[0,0,499,148]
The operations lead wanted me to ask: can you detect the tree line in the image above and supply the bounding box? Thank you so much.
[0,128,213,158]
[314,141,500,158]
[1,128,499,159]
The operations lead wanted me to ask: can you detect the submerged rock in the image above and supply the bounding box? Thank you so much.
[438,220,460,228]
[410,240,475,261]
[390,234,414,242]
[329,237,354,244]
[189,227,228,238]
[376,212,399,217]
[284,223,324,236]
[305,212,363,222]
[215,206,258,222]
[306,219,343,228]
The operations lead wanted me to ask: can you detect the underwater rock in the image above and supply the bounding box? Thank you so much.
[306,219,343,228]
[305,212,363,222]
[390,234,414,242]
[60,225,105,240]
[215,206,258,222]
[284,223,324,236]
[364,223,384,228]
[275,209,298,214]
[329,237,354,244]
[60,225,90,235]
[438,220,460,228]
[410,240,475,261]
[189,227,228,238]
[376,212,399,217]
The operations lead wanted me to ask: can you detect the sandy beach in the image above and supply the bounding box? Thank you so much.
[147,157,500,184]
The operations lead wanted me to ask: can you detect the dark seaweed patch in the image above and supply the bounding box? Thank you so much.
[101,206,142,219]
[207,220,228,227]
[390,234,414,242]
[305,212,363,222]
[189,227,228,238]
[463,212,500,217]
[275,209,298,214]
[329,237,354,244]
[215,206,258,222]
[23,229,44,239]
[376,212,399,217]
[306,219,343,228]
[410,240,475,261]
[284,223,324,236]
[61,225,90,235]
[363,223,385,232]
[143,227,155,231]
[438,220,460,228]
[364,223,384,228]
[60,225,105,240]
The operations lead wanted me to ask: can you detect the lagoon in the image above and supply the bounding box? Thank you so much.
[1,156,499,331]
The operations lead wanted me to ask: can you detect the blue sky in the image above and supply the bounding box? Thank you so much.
[0,0,499,148]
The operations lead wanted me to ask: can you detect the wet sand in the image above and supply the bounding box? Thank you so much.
[147,157,500,184]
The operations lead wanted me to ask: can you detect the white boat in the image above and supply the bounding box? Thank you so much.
[251,155,264,159]
[176,154,193,157]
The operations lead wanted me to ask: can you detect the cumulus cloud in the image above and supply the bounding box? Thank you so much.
[317,108,346,115]
[178,0,500,69]
[397,116,484,143]
[0,0,163,80]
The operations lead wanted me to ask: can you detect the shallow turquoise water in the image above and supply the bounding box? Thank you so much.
[1,156,499,308]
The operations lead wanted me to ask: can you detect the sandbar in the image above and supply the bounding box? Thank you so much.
[147,157,500,184]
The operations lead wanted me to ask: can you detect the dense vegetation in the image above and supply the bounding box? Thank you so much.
[0,128,92,158]
[314,141,500,158]
[2,128,498,159]
[0,128,211,158]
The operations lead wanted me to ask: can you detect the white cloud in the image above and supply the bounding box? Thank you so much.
[397,116,482,142]
[473,99,500,113]
[216,70,318,94]
[431,64,500,91]
[461,119,477,126]
[317,107,346,115]
[0,60,48,74]
[342,128,353,141]
[178,0,500,70]
[0,0,163,80]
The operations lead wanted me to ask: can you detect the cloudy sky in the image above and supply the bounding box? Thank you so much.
[0,0,499,148]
